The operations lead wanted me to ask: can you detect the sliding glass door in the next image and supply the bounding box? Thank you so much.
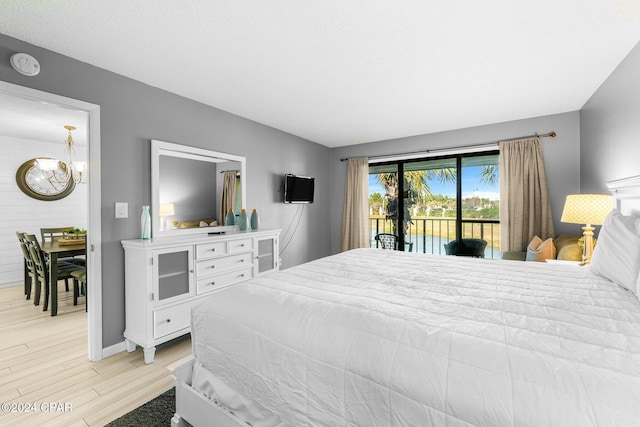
[368,151,500,257]
[460,154,500,257]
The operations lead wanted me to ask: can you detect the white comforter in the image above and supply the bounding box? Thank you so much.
[191,248,640,426]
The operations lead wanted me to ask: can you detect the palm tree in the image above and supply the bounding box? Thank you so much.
[478,165,498,186]
[427,168,456,185]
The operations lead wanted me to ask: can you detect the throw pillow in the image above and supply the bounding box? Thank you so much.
[554,234,582,261]
[526,235,556,262]
[590,209,640,295]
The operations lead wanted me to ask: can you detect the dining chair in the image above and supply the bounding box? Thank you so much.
[40,227,74,244]
[16,232,36,300]
[39,227,85,289]
[24,234,83,311]
[71,267,88,312]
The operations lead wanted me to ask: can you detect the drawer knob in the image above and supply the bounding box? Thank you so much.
[211,265,216,269]
[240,274,245,278]
[240,244,245,247]
[210,282,215,286]
[210,248,216,252]
[240,259,245,262]
[165,318,171,323]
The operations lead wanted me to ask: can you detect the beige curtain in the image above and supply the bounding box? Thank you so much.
[341,158,369,251]
[219,171,237,225]
[499,137,554,252]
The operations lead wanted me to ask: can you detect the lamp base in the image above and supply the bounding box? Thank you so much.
[581,224,595,265]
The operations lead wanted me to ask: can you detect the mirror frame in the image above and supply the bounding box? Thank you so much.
[151,139,246,238]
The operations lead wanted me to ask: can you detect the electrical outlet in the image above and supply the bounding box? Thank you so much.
[115,202,128,218]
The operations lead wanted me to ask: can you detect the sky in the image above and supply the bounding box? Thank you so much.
[368,165,500,201]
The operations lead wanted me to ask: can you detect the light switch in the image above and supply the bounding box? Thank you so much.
[115,202,128,218]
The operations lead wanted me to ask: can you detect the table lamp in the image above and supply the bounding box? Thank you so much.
[159,203,175,231]
[560,194,612,264]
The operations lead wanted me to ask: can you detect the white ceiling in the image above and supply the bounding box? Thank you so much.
[1,1,640,147]
[0,93,88,146]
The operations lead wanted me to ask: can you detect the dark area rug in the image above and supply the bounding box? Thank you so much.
[106,387,175,427]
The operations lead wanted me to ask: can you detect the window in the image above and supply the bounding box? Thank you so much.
[368,151,500,258]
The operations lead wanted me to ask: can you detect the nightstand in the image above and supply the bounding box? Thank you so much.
[545,259,582,267]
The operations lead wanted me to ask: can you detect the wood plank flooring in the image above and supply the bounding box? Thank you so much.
[0,283,192,426]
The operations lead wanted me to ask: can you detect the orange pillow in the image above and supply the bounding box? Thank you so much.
[526,235,556,262]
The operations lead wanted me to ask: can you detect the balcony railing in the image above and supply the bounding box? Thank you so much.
[369,216,501,259]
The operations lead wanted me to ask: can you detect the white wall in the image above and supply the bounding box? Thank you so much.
[581,41,640,192]
[0,135,87,287]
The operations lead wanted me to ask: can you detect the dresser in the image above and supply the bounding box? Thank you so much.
[121,229,280,364]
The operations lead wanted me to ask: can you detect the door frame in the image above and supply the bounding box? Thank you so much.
[0,80,103,361]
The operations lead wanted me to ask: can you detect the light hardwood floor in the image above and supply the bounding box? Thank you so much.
[0,282,192,426]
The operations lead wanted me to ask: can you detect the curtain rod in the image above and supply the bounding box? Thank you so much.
[219,169,240,173]
[339,131,556,162]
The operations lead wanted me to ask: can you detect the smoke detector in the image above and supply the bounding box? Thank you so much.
[10,53,40,76]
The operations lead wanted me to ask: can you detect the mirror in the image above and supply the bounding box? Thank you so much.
[151,139,246,238]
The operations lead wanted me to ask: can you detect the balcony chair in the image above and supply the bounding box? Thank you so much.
[444,238,487,258]
[375,233,397,250]
[374,233,414,252]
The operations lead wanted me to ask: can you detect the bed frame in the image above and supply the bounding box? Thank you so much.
[171,359,248,427]
[607,174,640,215]
[172,174,640,427]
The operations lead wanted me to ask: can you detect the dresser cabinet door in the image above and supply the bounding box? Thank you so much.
[152,245,195,306]
[255,235,278,275]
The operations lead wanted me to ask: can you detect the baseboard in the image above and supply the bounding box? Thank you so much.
[102,340,127,359]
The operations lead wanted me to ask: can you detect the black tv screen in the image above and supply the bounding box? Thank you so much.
[284,174,314,203]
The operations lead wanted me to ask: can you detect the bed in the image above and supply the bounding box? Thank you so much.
[172,175,640,427]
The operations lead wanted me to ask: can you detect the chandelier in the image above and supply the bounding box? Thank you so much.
[36,125,87,184]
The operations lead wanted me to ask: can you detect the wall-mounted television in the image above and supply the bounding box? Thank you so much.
[284,174,315,203]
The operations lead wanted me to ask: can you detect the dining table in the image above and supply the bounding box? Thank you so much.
[40,240,86,316]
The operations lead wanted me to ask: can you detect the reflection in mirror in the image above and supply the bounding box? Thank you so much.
[151,139,246,238]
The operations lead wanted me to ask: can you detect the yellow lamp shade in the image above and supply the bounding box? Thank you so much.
[561,194,612,226]
[159,203,175,216]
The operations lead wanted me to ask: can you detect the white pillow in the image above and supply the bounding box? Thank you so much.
[526,235,556,262]
[590,209,640,295]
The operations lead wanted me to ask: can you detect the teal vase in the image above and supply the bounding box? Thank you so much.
[141,205,151,240]
[238,209,248,231]
[250,209,259,230]
[225,209,235,226]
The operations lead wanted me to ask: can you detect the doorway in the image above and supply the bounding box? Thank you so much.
[0,81,102,360]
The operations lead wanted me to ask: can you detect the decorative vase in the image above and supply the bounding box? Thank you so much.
[225,209,236,226]
[141,205,151,240]
[250,209,259,230]
[238,209,248,231]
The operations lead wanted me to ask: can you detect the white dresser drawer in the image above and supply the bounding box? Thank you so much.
[196,252,253,276]
[197,267,253,294]
[196,241,227,259]
[153,302,193,339]
[229,238,253,253]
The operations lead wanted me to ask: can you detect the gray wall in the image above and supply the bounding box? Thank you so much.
[581,42,640,192]
[0,33,331,348]
[329,111,582,254]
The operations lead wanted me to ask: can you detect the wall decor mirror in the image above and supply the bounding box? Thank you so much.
[151,139,246,238]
